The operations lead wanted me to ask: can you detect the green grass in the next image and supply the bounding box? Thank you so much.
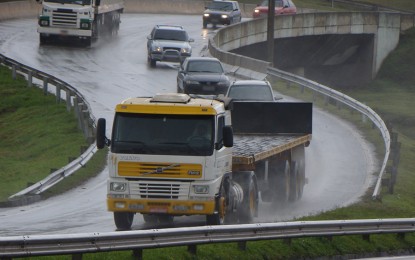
[0,65,107,203]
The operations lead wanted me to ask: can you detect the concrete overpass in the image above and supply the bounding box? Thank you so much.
[210,11,415,87]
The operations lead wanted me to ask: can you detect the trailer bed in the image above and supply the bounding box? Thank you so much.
[232,134,312,166]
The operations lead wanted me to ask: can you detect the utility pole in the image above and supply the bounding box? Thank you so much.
[267,0,275,66]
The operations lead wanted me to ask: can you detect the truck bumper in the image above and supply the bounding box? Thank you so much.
[107,197,216,215]
[38,26,92,37]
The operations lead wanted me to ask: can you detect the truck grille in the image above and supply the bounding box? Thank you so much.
[52,9,77,27]
[130,181,190,199]
[118,162,202,179]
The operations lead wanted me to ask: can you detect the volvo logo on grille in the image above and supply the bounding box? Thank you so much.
[188,170,200,175]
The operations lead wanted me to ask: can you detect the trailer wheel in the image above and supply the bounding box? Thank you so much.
[239,176,258,223]
[114,212,134,230]
[274,160,291,204]
[289,161,299,201]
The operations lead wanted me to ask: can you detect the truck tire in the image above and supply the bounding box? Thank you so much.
[273,160,291,204]
[289,161,299,201]
[203,21,208,29]
[206,178,237,225]
[39,34,48,45]
[114,212,134,230]
[233,171,258,224]
[292,146,306,200]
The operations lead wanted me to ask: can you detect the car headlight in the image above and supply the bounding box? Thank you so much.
[204,13,210,17]
[254,9,260,14]
[110,182,127,192]
[194,185,209,194]
[221,14,229,19]
[181,47,191,54]
[185,80,200,85]
[153,46,162,52]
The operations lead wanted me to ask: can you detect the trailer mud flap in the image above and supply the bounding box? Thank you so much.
[230,101,312,135]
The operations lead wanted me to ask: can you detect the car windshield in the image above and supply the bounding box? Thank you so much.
[207,1,233,11]
[227,84,273,101]
[186,60,224,73]
[153,29,187,41]
[111,113,214,156]
[260,0,284,7]
[44,0,91,5]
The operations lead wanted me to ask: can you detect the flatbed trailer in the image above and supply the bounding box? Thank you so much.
[96,93,312,229]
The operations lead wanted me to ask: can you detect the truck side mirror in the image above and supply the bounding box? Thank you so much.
[96,118,107,149]
[96,0,101,6]
[223,125,233,147]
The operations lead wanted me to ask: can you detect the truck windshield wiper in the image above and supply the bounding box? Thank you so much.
[142,163,179,175]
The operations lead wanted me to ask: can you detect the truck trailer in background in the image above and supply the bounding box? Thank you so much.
[37,0,124,46]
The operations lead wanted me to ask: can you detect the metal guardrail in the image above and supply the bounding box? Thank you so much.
[0,53,97,205]
[266,67,391,200]
[0,218,414,258]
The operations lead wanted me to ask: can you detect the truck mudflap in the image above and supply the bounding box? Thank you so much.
[230,101,312,135]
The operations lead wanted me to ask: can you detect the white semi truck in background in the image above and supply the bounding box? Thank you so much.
[36,0,124,46]
[96,93,312,230]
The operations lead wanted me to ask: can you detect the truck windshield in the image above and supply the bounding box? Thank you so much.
[111,113,215,156]
[44,0,91,5]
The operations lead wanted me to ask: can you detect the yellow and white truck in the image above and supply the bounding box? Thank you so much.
[96,93,312,230]
[37,0,124,46]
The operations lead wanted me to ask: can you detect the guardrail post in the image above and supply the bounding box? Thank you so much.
[43,77,49,95]
[132,249,143,259]
[56,85,61,103]
[28,71,33,88]
[12,64,17,79]
[187,244,197,255]
[237,241,247,250]
[66,91,72,112]
[71,253,83,260]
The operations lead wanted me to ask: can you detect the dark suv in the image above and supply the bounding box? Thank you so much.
[203,1,242,28]
[147,25,194,67]
[177,57,230,95]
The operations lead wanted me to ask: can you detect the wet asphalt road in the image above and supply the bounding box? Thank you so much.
[0,14,377,236]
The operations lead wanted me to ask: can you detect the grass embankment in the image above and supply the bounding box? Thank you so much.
[0,65,107,204]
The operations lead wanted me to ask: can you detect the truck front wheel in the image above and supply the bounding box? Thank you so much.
[114,212,134,230]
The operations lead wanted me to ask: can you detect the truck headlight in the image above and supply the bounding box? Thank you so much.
[203,14,210,18]
[80,19,91,30]
[38,16,49,27]
[221,14,229,19]
[110,182,127,192]
[194,185,209,194]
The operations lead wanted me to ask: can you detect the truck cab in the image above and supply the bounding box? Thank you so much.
[96,93,235,229]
